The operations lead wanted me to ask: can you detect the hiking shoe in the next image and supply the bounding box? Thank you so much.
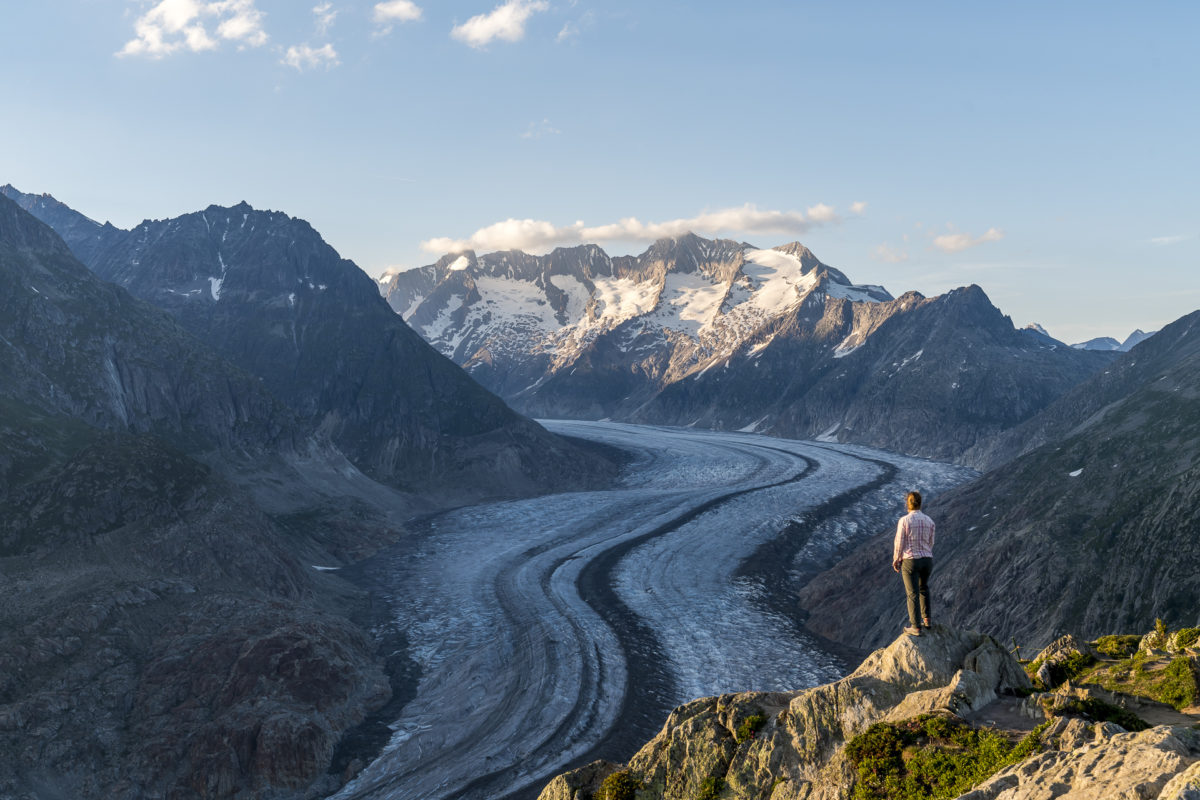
[922,619,932,628]
[903,626,922,636]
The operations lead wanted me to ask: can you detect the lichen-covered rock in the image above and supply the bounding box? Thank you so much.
[526,759,623,800]
[540,626,1028,800]
[1031,634,1095,665]
[955,725,1200,800]
[1160,760,1200,800]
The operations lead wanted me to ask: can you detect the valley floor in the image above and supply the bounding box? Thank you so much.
[329,422,976,800]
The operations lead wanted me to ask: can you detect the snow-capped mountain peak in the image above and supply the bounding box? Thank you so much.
[380,233,893,394]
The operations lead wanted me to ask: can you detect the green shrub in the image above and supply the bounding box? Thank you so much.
[1156,658,1199,710]
[845,715,1048,800]
[735,713,767,743]
[1095,635,1142,659]
[1151,618,1170,649]
[597,770,639,800]
[1045,696,1151,731]
[696,776,725,800]
[1175,628,1200,650]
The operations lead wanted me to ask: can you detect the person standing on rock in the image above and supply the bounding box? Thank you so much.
[892,490,935,636]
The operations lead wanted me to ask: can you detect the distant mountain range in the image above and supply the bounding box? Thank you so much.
[1072,329,1156,352]
[382,235,1117,463]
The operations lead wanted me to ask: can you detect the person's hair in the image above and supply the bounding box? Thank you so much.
[907,491,922,511]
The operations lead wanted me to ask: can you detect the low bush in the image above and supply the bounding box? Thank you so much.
[1044,695,1150,732]
[1156,658,1199,710]
[596,770,639,800]
[1095,635,1142,659]
[696,776,725,800]
[844,714,1048,800]
[735,713,766,743]
[1175,628,1200,650]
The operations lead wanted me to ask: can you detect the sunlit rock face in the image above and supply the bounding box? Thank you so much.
[538,626,1032,800]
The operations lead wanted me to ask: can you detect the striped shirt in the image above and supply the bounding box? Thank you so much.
[893,510,936,561]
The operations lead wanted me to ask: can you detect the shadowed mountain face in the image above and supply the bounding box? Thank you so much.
[4,185,613,500]
[384,236,1115,462]
[0,196,400,799]
[798,308,1200,651]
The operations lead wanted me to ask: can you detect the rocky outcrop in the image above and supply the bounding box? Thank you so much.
[538,627,1030,800]
[957,724,1200,800]
[540,627,1200,800]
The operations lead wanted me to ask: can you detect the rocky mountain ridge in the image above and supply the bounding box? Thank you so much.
[386,236,1116,462]
[3,184,614,501]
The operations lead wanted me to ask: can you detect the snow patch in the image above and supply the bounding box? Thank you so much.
[832,340,861,359]
[1068,468,1083,477]
[209,276,223,301]
[548,273,590,323]
[815,423,841,443]
[448,255,470,272]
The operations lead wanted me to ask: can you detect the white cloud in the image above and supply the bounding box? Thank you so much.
[850,201,868,215]
[1149,234,1194,246]
[556,10,594,43]
[373,0,422,34]
[451,0,549,49]
[118,0,267,58]
[932,227,1004,254]
[313,2,338,36]
[281,43,339,71]
[214,0,267,46]
[873,243,908,263]
[421,203,845,255]
[805,203,838,224]
[521,118,561,139]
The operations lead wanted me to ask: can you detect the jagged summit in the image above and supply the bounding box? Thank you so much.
[382,234,1109,459]
[22,190,615,499]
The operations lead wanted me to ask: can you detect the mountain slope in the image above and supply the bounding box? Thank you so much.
[0,196,398,799]
[797,308,1200,651]
[10,187,612,499]
[0,194,290,457]
[386,236,1114,461]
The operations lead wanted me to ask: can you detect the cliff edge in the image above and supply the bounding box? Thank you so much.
[539,626,1200,800]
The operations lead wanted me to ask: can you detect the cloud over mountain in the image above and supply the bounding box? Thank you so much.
[420,203,850,254]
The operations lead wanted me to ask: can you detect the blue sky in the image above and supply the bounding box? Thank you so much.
[3,1,1198,342]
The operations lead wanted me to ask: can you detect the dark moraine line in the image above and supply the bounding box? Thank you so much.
[495,445,823,795]
[735,447,899,661]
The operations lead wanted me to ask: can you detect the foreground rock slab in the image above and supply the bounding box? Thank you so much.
[539,626,1030,800]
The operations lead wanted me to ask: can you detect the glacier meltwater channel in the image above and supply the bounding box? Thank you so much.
[331,421,975,800]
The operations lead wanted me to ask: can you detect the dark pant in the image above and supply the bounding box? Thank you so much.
[901,557,932,627]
